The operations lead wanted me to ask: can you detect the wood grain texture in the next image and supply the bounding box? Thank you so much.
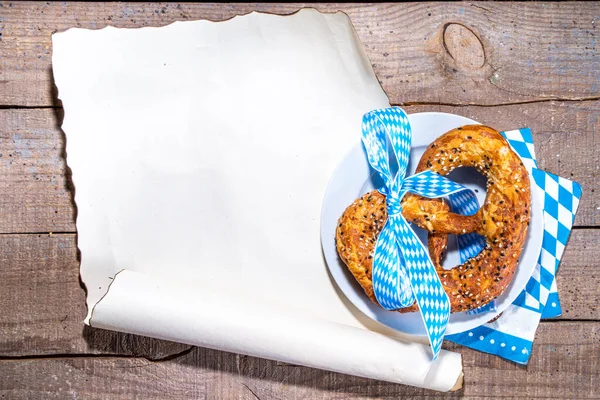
[0,231,597,357]
[0,100,597,235]
[0,108,74,233]
[0,233,191,359]
[0,2,598,398]
[0,322,598,399]
[0,2,599,107]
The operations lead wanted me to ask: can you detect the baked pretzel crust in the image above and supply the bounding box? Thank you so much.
[335,125,531,313]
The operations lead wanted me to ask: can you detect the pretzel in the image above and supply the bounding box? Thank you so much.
[336,125,531,313]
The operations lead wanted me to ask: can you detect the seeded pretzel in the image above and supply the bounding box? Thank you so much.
[335,125,531,313]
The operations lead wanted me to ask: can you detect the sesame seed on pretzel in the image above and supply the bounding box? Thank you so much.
[336,125,531,313]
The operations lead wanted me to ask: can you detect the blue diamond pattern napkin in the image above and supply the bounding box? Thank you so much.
[446,128,582,364]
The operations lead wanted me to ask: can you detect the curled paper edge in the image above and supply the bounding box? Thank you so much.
[52,7,465,391]
[451,372,464,391]
[89,270,464,392]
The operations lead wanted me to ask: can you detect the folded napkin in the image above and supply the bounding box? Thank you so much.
[447,128,582,364]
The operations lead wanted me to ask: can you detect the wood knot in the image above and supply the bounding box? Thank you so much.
[442,23,486,69]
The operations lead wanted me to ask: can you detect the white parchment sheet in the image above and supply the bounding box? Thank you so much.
[52,9,462,391]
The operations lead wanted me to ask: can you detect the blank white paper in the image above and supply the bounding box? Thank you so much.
[52,9,462,391]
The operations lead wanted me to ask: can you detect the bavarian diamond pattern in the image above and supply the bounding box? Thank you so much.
[448,191,486,263]
[502,128,538,171]
[446,128,582,364]
[501,128,564,318]
[362,107,479,359]
[362,115,582,363]
[447,190,489,314]
[372,219,414,309]
[403,170,468,198]
[394,216,450,355]
[528,169,581,313]
[449,191,480,216]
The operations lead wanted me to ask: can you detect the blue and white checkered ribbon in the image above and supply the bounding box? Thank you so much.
[362,107,482,358]
[447,191,491,314]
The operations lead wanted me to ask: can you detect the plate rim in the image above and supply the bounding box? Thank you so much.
[320,111,544,336]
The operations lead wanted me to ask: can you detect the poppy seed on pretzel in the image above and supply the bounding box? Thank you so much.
[335,125,531,313]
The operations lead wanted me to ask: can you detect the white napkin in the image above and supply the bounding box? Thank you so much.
[52,9,463,391]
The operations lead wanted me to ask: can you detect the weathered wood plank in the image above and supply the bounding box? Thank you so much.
[0,321,597,399]
[0,2,597,398]
[0,2,599,107]
[1,99,597,234]
[0,233,191,359]
[0,108,74,233]
[0,231,597,359]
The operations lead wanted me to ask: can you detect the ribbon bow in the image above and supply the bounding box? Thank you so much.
[361,107,483,358]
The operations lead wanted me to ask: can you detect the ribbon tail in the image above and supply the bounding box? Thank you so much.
[447,191,493,314]
[372,217,414,310]
[448,191,486,263]
[395,216,450,359]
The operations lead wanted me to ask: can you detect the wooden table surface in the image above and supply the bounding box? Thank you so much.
[0,2,599,399]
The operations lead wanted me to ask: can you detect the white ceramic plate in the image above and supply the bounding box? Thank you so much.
[321,112,544,335]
